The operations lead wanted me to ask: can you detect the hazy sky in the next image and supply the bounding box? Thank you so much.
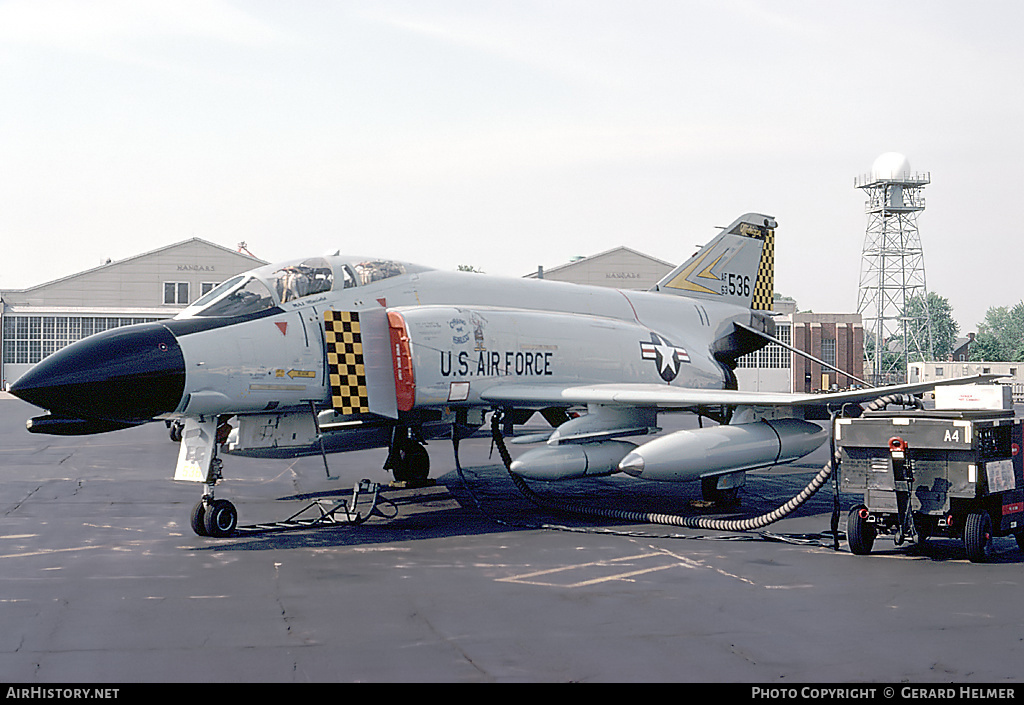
[1,0,1021,331]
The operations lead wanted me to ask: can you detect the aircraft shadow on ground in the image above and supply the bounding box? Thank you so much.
[187,463,865,553]
[187,459,754,552]
[188,466,669,553]
[187,462,1024,565]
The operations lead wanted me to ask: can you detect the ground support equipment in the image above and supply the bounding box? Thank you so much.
[234,479,385,535]
[838,407,1024,562]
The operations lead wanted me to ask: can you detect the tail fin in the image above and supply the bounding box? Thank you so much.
[653,213,775,311]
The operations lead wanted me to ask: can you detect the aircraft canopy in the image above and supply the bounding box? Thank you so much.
[177,256,425,318]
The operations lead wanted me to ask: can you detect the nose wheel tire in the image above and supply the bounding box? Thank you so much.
[192,499,238,538]
[190,500,210,537]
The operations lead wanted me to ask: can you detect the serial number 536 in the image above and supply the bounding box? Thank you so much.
[723,273,750,297]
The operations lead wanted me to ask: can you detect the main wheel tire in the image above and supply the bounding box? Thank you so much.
[392,442,430,484]
[190,500,209,537]
[701,476,740,506]
[964,511,993,563]
[847,505,876,556]
[203,499,238,538]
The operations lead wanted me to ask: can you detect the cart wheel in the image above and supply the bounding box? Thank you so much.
[914,516,933,543]
[847,505,875,555]
[963,511,993,563]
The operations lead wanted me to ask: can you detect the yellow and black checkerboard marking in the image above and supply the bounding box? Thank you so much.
[751,227,774,311]
[324,310,369,415]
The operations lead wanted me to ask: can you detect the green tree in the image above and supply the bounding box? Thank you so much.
[970,302,1024,361]
[863,330,904,379]
[871,291,959,380]
[902,291,960,361]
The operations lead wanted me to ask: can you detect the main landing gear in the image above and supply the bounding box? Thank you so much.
[699,473,744,507]
[383,425,432,487]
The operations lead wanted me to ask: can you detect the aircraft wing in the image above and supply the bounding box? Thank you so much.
[480,374,1004,410]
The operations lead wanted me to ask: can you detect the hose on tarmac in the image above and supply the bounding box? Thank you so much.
[485,394,923,535]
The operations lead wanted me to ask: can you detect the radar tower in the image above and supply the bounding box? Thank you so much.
[855,153,933,385]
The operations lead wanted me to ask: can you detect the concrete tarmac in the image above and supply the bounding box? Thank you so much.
[0,395,1022,683]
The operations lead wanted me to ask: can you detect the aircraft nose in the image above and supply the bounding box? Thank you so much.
[9,323,186,423]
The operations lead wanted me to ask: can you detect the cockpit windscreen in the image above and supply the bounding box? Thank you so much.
[191,276,277,317]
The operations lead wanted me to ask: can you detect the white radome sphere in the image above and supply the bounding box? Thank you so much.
[871,152,911,180]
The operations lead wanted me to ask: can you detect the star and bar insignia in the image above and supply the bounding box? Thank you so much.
[640,332,690,383]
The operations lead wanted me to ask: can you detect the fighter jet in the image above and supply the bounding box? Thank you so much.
[9,214,984,536]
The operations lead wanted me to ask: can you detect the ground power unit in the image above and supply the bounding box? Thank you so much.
[837,388,1024,562]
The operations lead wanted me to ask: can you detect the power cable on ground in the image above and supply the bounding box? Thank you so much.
[451,394,923,548]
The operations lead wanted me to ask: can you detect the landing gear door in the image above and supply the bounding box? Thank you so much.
[323,309,398,419]
[173,417,219,483]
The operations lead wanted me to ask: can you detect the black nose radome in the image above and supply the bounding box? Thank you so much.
[10,323,186,424]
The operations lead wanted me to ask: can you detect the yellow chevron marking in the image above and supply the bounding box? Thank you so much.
[664,247,718,294]
[697,253,725,281]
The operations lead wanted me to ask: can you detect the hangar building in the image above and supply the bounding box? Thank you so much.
[2,238,865,396]
[1,239,265,388]
[525,246,675,290]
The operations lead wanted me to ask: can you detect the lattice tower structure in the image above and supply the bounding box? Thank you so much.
[855,154,933,385]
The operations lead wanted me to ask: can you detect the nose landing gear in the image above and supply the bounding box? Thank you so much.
[174,417,434,537]
[173,416,241,538]
[190,492,238,538]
